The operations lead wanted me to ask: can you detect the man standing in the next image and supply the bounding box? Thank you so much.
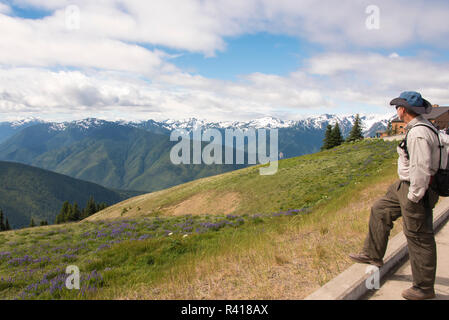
[349,91,440,300]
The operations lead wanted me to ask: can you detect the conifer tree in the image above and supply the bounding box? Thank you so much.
[55,198,107,224]
[65,203,73,222]
[0,209,5,231]
[330,123,344,147]
[30,218,36,228]
[98,203,108,211]
[66,204,74,221]
[321,124,333,150]
[86,196,97,217]
[81,208,88,220]
[70,203,81,221]
[56,203,66,223]
[57,201,70,223]
[5,218,10,231]
[347,114,364,142]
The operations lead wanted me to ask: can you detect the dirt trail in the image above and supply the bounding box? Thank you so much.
[165,191,241,216]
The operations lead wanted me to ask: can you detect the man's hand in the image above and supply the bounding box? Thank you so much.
[407,192,421,203]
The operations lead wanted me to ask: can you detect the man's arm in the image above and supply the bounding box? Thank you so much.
[407,133,433,203]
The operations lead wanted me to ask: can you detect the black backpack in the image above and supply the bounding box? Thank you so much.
[399,123,449,197]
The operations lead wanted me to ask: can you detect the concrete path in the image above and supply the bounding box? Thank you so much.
[367,215,449,300]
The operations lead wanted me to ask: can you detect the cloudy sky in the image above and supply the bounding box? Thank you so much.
[1,0,448,122]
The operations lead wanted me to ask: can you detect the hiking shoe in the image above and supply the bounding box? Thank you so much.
[402,286,435,300]
[348,253,384,267]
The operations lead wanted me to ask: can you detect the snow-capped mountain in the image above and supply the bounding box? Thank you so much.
[133,116,295,131]
[0,117,45,143]
[125,113,394,136]
[0,113,395,148]
[7,117,45,128]
[47,118,110,132]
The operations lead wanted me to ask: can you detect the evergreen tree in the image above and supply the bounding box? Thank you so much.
[55,198,107,224]
[30,218,36,228]
[57,201,71,223]
[321,124,333,150]
[0,209,5,231]
[5,218,11,231]
[40,220,48,226]
[81,208,88,220]
[56,204,65,223]
[66,204,74,221]
[330,123,344,147]
[347,114,364,142]
[86,196,97,217]
[72,202,81,221]
[65,203,73,222]
[98,202,108,211]
[69,203,81,221]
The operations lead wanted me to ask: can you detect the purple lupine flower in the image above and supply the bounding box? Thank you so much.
[7,255,34,267]
[138,234,152,241]
[96,243,111,251]
[0,251,11,262]
[61,254,77,261]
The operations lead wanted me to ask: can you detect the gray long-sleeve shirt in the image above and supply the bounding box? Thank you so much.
[397,115,441,203]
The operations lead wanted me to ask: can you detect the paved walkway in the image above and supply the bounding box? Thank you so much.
[367,216,449,300]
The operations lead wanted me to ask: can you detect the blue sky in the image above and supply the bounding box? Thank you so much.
[6,1,52,19]
[0,0,448,122]
[157,33,308,81]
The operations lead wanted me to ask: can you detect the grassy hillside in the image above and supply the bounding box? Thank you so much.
[0,161,141,228]
[89,138,397,221]
[0,139,403,299]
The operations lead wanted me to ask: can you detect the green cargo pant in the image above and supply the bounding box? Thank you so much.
[362,180,439,290]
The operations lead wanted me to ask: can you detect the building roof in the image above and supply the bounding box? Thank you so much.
[392,106,449,122]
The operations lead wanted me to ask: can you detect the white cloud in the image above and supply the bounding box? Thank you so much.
[0,66,332,121]
[2,1,449,67]
[3,52,448,122]
[389,52,400,59]
[0,12,177,75]
[305,52,449,106]
[1,1,449,122]
[0,3,11,14]
[307,53,449,88]
[5,0,449,56]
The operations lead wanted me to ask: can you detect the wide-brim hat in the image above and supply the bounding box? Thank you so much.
[390,91,432,115]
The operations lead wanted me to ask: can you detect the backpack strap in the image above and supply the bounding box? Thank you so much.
[401,123,443,170]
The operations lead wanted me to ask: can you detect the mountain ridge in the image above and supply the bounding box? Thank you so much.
[0,160,141,228]
[0,123,246,192]
[0,113,395,140]
[0,113,395,194]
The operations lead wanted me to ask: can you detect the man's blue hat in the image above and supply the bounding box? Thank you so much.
[390,91,432,114]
